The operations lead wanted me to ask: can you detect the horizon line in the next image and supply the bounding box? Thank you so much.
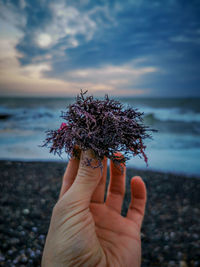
[0,94,200,99]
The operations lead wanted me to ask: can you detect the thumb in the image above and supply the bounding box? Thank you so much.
[71,150,102,204]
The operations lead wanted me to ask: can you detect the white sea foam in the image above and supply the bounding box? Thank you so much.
[141,106,200,123]
[0,97,200,176]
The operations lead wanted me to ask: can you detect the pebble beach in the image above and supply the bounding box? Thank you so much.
[0,160,200,267]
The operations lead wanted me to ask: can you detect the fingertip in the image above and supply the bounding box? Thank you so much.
[127,176,147,225]
[75,149,102,187]
[113,152,124,163]
[111,152,126,175]
[114,151,123,157]
[131,176,147,200]
[80,149,101,168]
[131,175,143,185]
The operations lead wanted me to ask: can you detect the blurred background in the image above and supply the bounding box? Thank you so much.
[0,0,200,176]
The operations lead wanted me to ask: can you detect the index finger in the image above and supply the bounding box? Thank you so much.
[59,157,80,199]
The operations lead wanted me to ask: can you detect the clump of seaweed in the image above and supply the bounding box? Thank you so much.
[43,90,154,169]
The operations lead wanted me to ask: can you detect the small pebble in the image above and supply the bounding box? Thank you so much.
[13,256,20,264]
[0,254,5,262]
[168,260,176,266]
[179,260,188,267]
[22,209,30,215]
[30,250,36,258]
[32,226,38,232]
[36,249,42,256]
[39,234,45,240]
[170,232,175,239]
[17,225,23,231]
[20,254,28,263]
[10,238,20,245]
[8,249,14,255]
[20,230,26,236]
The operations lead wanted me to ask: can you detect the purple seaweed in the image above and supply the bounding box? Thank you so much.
[42,90,155,169]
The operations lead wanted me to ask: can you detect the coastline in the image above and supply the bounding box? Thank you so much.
[0,160,200,266]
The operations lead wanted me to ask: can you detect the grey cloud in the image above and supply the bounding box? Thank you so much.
[0,0,200,96]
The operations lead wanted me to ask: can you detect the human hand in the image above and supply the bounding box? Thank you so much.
[42,150,147,267]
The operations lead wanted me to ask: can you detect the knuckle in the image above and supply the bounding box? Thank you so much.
[110,183,125,196]
[77,166,101,182]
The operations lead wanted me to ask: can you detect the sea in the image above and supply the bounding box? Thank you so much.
[0,96,200,177]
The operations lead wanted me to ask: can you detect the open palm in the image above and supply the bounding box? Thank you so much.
[42,151,146,267]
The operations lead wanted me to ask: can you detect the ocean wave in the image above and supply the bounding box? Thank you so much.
[0,105,63,132]
[142,107,200,123]
[0,106,55,119]
[1,102,200,130]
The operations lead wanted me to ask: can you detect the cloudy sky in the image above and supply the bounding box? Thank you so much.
[0,0,200,97]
